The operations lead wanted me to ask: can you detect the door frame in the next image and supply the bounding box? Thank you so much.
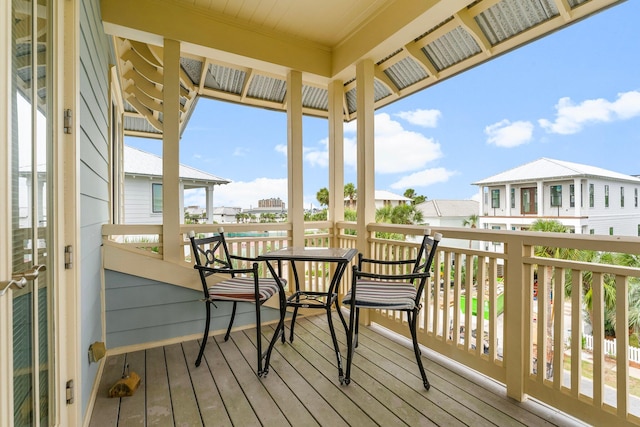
[0,1,80,426]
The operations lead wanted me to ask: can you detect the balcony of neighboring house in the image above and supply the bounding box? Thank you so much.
[94,222,640,426]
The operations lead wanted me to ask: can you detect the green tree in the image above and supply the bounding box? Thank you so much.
[316,187,329,207]
[462,214,479,228]
[404,188,426,205]
[344,183,357,209]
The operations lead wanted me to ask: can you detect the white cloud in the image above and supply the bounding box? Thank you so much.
[485,119,534,148]
[389,167,457,189]
[233,147,249,156]
[304,138,329,167]
[538,90,640,134]
[186,178,288,209]
[395,108,442,128]
[274,144,287,155]
[343,113,443,173]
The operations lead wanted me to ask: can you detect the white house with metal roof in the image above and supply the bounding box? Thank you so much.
[473,158,640,239]
[124,145,230,224]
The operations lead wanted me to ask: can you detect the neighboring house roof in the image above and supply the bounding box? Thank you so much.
[417,200,478,218]
[124,145,231,185]
[212,207,242,215]
[345,190,411,202]
[473,158,640,185]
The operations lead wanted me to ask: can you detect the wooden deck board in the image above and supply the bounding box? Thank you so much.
[89,313,588,427]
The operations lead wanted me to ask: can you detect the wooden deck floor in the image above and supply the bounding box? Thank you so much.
[89,313,587,426]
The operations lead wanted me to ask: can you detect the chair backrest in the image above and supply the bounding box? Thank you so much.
[413,230,442,275]
[189,228,234,295]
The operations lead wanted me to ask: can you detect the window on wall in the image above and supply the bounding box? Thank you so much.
[589,184,594,207]
[590,229,595,235]
[605,185,609,207]
[510,188,515,209]
[550,185,562,207]
[637,224,640,237]
[609,227,614,235]
[621,187,625,207]
[491,189,500,208]
[152,183,163,213]
[570,184,575,207]
[636,188,638,208]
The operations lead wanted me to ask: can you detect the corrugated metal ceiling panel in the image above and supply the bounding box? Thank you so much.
[180,57,202,85]
[475,0,559,46]
[302,85,328,111]
[384,57,429,90]
[246,74,287,102]
[422,26,481,72]
[206,64,246,94]
[124,116,162,134]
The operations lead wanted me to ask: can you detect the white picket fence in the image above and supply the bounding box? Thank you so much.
[581,334,640,363]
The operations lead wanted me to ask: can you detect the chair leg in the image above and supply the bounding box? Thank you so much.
[354,308,360,348]
[343,302,358,385]
[224,302,238,341]
[408,310,430,390]
[195,301,211,367]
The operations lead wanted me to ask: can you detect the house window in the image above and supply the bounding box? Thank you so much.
[570,184,575,208]
[589,184,594,207]
[609,227,614,235]
[590,229,595,235]
[521,187,537,214]
[605,185,609,207]
[636,188,638,207]
[638,225,640,237]
[152,183,163,213]
[550,185,562,207]
[510,188,515,209]
[491,189,500,208]
[621,187,625,207]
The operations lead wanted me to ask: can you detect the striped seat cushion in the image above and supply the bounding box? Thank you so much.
[207,276,285,302]
[342,280,417,310]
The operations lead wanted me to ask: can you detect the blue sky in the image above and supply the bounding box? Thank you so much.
[126,1,640,210]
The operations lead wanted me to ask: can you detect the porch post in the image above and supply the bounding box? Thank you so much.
[355,59,376,258]
[162,38,182,262]
[505,236,527,400]
[328,79,345,227]
[206,186,214,223]
[287,70,304,246]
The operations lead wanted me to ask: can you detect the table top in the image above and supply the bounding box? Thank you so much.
[260,247,358,263]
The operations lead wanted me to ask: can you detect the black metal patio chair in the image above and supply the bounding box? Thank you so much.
[188,228,286,376]
[342,229,441,389]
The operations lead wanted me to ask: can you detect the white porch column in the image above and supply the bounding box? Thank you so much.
[287,70,304,246]
[536,181,543,216]
[356,59,376,258]
[206,186,214,223]
[162,38,181,262]
[505,183,511,217]
[574,178,581,218]
[328,79,344,226]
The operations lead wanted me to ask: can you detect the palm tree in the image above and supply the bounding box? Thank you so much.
[344,183,356,209]
[316,187,329,207]
[462,214,478,229]
[529,219,575,378]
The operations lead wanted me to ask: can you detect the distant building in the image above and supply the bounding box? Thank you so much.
[473,157,640,243]
[345,190,411,209]
[123,145,230,224]
[259,197,285,209]
[416,199,480,249]
[211,206,242,224]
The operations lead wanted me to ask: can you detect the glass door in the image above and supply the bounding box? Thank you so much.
[8,0,54,425]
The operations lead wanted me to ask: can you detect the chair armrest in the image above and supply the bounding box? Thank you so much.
[359,257,416,267]
[229,254,283,277]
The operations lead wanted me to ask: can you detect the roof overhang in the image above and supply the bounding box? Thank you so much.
[100,0,626,138]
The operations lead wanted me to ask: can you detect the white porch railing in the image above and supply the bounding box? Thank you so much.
[102,221,640,426]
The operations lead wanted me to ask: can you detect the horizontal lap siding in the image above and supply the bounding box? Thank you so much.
[104,270,281,349]
[79,0,111,420]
